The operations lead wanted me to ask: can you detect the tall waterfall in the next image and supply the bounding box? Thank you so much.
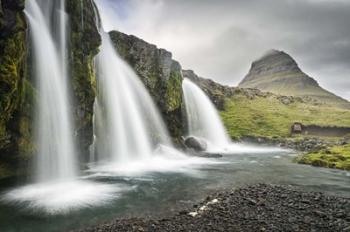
[25,0,77,182]
[92,32,171,164]
[182,79,231,149]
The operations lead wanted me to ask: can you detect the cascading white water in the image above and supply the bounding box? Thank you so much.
[86,1,220,176]
[25,0,76,182]
[1,0,122,214]
[182,78,231,149]
[93,31,171,164]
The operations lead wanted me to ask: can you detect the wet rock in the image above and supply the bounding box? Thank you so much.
[110,31,184,139]
[184,136,207,151]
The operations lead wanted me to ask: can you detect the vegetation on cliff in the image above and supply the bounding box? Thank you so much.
[67,0,101,155]
[109,31,183,139]
[0,0,102,179]
[0,0,33,179]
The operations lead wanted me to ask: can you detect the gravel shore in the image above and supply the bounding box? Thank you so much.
[79,184,350,232]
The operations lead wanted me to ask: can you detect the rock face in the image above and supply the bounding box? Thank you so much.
[67,0,101,157]
[182,70,234,111]
[239,49,350,109]
[0,0,33,178]
[0,0,102,178]
[109,31,183,140]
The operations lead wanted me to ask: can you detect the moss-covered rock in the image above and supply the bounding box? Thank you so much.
[0,0,33,179]
[0,0,102,178]
[109,31,184,140]
[66,0,101,157]
[296,144,350,171]
[182,69,234,111]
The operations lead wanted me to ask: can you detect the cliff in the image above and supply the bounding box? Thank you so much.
[109,31,183,140]
[239,50,350,109]
[0,0,101,178]
[67,0,101,157]
[0,0,32,178]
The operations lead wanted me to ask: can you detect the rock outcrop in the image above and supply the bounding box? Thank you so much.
[67,0,101,157]
[109,31,183,140]
[0,0,33,178]
[0,0,102,178]
[239,49,350,109]
[182,70,234,111]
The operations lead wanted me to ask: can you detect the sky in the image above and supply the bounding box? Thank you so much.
[96,0,350,100]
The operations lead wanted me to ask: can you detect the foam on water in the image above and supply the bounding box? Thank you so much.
[216,143,289,154]
[2,181,126,214]
[88,145,223,176]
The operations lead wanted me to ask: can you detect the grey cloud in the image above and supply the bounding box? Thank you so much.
[98,0,350,100]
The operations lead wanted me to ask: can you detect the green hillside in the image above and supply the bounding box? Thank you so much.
[220,92,350,140]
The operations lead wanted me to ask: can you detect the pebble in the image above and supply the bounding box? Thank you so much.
[77,184,350,232]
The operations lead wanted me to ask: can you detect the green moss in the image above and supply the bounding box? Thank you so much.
[296,144,350,171]
[66,0,101,152]
[165,71,182,111]
[0,163,13,180]
[0,3,30,179]
[16,115,35,158]
[220,94,350,139]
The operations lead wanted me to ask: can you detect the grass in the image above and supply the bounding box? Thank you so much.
[220,94,350,140]
[219,92,350,171]
[296,144,350,171]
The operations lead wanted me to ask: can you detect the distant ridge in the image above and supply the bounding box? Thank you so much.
[239,50,350,109]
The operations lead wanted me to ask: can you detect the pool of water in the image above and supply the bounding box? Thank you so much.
[0,147,349,232]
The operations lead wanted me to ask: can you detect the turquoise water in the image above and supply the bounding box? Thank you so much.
[0,149,349,232]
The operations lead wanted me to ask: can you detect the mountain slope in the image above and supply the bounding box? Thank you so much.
[239,50,350,109]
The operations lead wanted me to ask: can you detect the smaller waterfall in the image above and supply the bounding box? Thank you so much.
[182,78,231,149]
[93,32,171,165]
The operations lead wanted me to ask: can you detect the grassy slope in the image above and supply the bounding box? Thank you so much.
[220,94,350,139]
[220,93,350,171]
[296,144,350,171]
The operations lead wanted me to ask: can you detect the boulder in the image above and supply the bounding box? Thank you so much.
[184,136,208,151]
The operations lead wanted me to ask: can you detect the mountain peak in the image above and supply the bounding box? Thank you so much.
[239,50,350,109]
[258,49,287,60]
[242,50,302,85]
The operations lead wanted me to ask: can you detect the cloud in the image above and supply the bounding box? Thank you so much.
[95,0,350,100]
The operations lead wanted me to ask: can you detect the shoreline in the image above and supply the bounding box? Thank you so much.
[77,184,350,232]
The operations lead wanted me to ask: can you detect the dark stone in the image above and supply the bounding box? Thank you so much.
[66,0,101,160]
[0,0,32,179]
[184,136,207,151]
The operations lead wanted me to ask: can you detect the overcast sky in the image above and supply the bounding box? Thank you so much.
[96,0,350,100]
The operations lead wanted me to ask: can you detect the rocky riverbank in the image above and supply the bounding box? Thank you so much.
[78,184,350,232]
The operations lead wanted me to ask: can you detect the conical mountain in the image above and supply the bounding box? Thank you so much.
[239,50,350,109]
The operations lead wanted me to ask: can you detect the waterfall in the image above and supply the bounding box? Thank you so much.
[25,0,77,182]
[92,31,171,164]
[182,78,231,149]
[1,0,122,214]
